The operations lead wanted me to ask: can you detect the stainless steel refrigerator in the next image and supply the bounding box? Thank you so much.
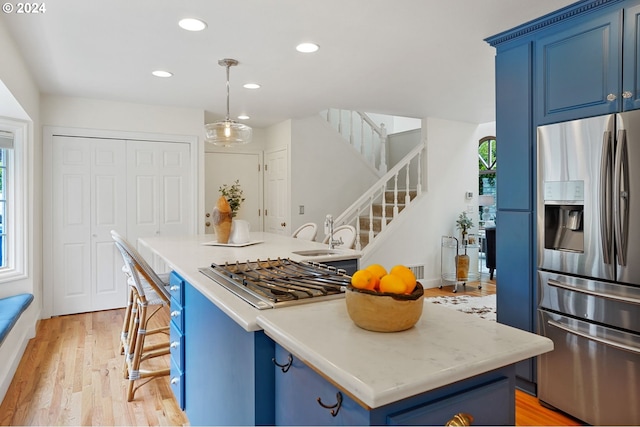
[537,113,640,426]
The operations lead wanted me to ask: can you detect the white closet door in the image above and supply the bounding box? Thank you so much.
[52,136,127,315]
[126,140,192,265]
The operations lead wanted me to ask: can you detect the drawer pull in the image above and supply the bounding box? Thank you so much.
[170,285,180,292]
[317,392,342,417]
[170,341,179,349]
[272,353,293,373]
[170,377,180,385]
[446,412,474,426]
[170,310,180,318]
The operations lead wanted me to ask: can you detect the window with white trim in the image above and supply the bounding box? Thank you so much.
[0,121,27,281]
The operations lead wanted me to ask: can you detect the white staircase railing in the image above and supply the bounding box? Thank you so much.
[333,142,425,252]
[321,109,388,174]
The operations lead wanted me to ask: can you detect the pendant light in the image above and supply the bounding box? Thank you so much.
[205,58,252,146]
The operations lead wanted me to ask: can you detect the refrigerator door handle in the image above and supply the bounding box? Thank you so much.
[600,130,613,265]
[547,278,640,305]
[614,129,630,266]
[547,318,640,355]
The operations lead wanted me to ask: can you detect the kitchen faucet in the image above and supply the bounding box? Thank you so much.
[325,214,343,249]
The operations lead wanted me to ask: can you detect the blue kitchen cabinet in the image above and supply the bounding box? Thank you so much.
[495,41,533,212]
[180,277,275,426]
[273,344,515,426]
[487,0,640,393]
[494,39,538,391]
[535,7,622,125]
[169,272,185,409]
[623,3,640,110]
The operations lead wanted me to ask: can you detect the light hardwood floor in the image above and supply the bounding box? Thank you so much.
[1,276,582,426]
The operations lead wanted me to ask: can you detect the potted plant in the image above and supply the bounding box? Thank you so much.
[214,180,249,244]
[219,179,245,218]
[455,211,474,280]
[455,211,473,244]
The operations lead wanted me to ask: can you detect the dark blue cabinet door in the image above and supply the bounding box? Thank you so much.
[496,42,533,211]
[495,211,534,385]
[623,3,640,111]
[536,9,622,124]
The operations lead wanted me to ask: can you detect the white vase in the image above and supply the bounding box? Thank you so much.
[229,219,250,244]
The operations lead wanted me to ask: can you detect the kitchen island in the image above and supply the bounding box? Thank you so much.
[141,233,552,426]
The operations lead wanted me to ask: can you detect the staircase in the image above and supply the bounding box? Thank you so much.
[357,189,418,248]
[333,142,425,252]
[321,108,388,175]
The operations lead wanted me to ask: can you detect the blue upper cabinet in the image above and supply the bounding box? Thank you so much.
[496,42,533,211]
[623,3,640,110]
[535,8,623,124]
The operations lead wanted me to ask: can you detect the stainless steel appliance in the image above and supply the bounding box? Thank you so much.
[537,113,640,425]
[199,258,349,310]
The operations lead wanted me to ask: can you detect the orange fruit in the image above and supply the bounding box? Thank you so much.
[365,264,387,279]
[379,274,407,294]
[351,269,377,290]
[390,265,417,293]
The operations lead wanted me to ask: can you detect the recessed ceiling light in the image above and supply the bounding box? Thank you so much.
[178,18,207,31]
[243,83,261,89]
[152,70,173,78]
[237,115,250,120]
[296,42,319,53]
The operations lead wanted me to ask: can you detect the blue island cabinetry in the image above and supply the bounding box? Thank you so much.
[181,275,276,426]
[171,272,521,426]
[273,344,515,426]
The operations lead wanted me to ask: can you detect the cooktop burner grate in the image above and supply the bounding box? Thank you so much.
[199,258,351,309]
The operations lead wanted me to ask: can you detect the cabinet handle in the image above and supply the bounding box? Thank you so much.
[170,377,180,385]
[445,413,474,426]
[317,392,342,417]
[170,310,180,318]
[170,341,179,349]
[281,222,286,227]
[272,353,293,373]
[607,93,617,101]
[170,285,180,292]
[623,90,633,99]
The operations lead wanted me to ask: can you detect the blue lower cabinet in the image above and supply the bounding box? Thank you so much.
[274,344,516,426]
[169,360,185,410]
[183,281,275,426]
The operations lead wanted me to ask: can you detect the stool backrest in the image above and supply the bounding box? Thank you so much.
[111,230,170,302]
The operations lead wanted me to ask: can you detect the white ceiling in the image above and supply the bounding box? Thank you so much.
[0,0,575,128]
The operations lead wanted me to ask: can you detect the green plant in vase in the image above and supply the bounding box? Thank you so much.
[456,211,474,244]
[219,179,245,218]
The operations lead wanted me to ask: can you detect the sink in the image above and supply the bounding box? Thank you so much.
[292,249,341,257]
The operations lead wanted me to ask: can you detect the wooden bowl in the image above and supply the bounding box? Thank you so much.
[345,283,424,332]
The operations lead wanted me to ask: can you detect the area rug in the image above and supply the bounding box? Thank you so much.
[426,294,496,321]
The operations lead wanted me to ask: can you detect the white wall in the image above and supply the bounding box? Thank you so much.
[363,118,494,288]
[0,18,41,405]
[290,116,380,238]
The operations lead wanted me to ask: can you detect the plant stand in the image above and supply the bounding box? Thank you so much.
[440,236,481,293]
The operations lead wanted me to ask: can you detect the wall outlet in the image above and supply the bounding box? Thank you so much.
[465,191,474,199]
[299,205,304,215]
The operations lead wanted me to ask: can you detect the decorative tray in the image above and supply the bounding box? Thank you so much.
[201,240,263,247]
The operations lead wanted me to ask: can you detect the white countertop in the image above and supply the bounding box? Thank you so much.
[141,233,552,409]
[139,232,361,331]
[257,299,553,408]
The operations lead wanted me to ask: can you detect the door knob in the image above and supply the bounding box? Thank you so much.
[205,221,211,227]
[281,222,286,227]
[206,212,211,218]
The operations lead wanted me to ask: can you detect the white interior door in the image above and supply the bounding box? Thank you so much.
[204,152,263,234]
[52,136,127,315]
[265,148,289,235]
[126,140,193,267]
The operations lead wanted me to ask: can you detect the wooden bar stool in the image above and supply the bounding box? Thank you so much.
[111,230,171,402]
